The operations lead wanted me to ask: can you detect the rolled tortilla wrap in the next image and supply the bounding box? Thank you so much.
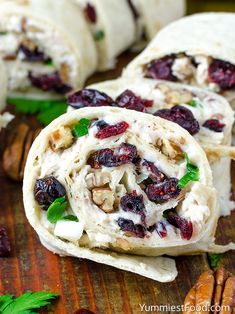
[68,77,234,216]
[130,0,186,47]
[0,0,97,99]
[24,106,228,281]
[77,0,136,71]
[0,59,14,130]
[124,13,235,107]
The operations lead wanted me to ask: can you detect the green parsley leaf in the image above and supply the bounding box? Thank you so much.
[46,59,54,67]
[188,98,203,108]
[72,118,90,138]
[37,103,67,125]
[94,30,105,41]
[7,97,67,125]
[1,291,59,314]
[61,215,79,222]
[0,295,14,312]
[178,153,199,189]
[47,196,68,223]
[208,253,223,270]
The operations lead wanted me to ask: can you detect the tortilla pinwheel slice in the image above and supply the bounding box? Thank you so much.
[0,0,97,100]
[124,13,235,108]
[77,0,136,71]
[0,59,14,130]
[68,77,235,216]
[23,106,234,281]
[130,0,186,48]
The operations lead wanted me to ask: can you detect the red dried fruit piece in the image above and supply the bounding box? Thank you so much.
[95,121,129,139]
[142,160,166,183]
[68,89,115,109]
[114,143,138,164]
[34,176,66,210]
[117,218,146,238]
[145,178,181,203]
[84,3,97,23]
[155,221,167,238]
[164,210,193,240]
[146,56,177,81]
[95,120,109,130]
[19,44,50,63]
[155,105,200,135]
[29,71,71,94]
[208,59,235,91]
[116,89,153,112]
[88,143,138,168]
[203,119,225,132]
[120,191,146,223]
[0,225,11,257]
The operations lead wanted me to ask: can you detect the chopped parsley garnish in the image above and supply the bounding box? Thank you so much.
[46,59,54,67]
[47,196,68,223]
[0,291,59,313]
[62,215,79,222]
[7,97,67,125]
[188,98,203,108]
[72,118,90,138]
[94,30,105,41]
[208,253,223,270]
[178,153,199,189]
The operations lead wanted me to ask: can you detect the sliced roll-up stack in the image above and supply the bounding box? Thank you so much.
[77,0,136,71]
[0,0,97,99]
[68,78,235,216]
[0,59,14,130]
[124,13,235,107]
[23,107,234,281]
[130,0,186,48]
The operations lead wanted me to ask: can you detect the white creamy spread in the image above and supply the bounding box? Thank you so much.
[0,14,77,94]
[35,113,213,250]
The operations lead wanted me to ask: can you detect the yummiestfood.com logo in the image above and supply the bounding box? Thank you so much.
[139,304,231,312]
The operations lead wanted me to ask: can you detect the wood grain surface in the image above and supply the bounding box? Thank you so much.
[0,52,234,314]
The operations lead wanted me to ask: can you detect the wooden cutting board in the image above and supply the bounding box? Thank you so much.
[0,52,234,314]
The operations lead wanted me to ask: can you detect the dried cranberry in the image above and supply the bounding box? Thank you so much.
[155,105,200,135]
[19,44,50,63]
[29,71,71,94]
[147,222,167,237]
[120,191,145,215]
[116,89,153,112]
[68,89,115,109]
[142,160,166,183]
[208,59,235,90]
[156,222,167,238]
[114,143,138,164]
[163,210,193,240]
[117,218,145,238]
[84,3,97,23]
[88,143,138,168]
[127,0,139,19]
[34,176,66,210]
[146,57,177,81]
[0,226,11,257]
[95,121,129,139]
[203,119,225,132]
[95,120,109,130]
[145,178,181,203]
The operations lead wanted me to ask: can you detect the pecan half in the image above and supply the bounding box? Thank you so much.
[183,268,235,314]
[3,123,41,181]
[92,188,115,213]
